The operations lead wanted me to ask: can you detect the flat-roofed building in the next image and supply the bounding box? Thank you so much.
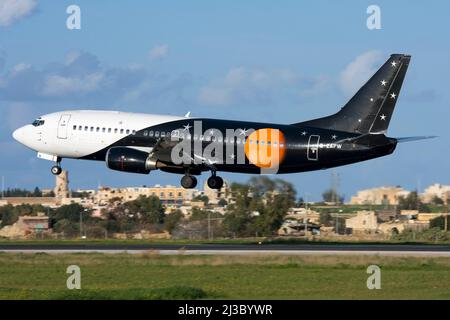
[421,184,450,204]
[97,185,198,206]
[350,186,409,205]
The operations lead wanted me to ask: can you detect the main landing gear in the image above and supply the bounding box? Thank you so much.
[51,158,62,176]
[181,174,198,189]
[207,172,223,190]
[180,170,223,190]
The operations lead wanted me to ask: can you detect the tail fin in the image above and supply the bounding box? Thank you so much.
[294,54,411,134]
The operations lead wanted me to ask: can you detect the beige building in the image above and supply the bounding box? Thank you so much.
[345,211,379,233]
[0,214,49,239]
[350,186,409,205]
[421,184,450,204]
[0,197,57,207]
[96,185,197,206]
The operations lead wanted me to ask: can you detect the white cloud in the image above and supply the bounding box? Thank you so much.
[12,62,31,74]
[339,50,383,96]
[0,51,150,101]
[148,44,169,61]
[42,72,104,96]
[0,0,37,27]
[198,66,325,107]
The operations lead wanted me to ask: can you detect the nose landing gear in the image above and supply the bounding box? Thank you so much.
[51,158,62,175]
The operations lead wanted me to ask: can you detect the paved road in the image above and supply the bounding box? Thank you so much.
[1,243,450,256]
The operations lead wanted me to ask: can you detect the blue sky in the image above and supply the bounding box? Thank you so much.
[0,0,449,201]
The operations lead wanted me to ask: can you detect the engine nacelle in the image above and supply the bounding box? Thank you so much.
[106,147,159,174]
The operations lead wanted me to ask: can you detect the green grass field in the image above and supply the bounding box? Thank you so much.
[1,252,450,299]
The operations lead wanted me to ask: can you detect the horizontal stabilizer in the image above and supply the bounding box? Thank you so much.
[396,136,437,143]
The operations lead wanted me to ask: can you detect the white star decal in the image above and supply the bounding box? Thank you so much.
[358,119,362,123]
[301,131,307,136]
[183,124,192,131]
[331,135,337,140]
[381,80,387,86]
[238,128,248,136]
[390,93,397,99]
[230,154,236,159]
[391,61,397,67]
[380,114,386,121]
[370,98,374,102]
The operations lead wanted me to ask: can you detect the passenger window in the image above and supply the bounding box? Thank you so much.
[114,128,118,133]
[108,128,111,133]
[149,131,154,137]
[78,126,82,130]
[126,129,130,134]
[73,125,77,130]
[84,126,88,131]
[90,127,94,132]
[102,128,106,133]
[155,131,159,137]
[96,127,100,132]
[161,132,165,137]
[120,129,124,134]
[144,131,148,136]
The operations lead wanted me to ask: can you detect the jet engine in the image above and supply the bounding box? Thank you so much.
[106,147,160,174]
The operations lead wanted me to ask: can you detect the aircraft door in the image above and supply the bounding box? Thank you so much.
[307,135,320,161]
[57,114,71,139]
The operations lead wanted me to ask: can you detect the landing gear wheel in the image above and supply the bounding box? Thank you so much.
[51,165,62,175]
[207,175,223,190]
[181,175,197,189]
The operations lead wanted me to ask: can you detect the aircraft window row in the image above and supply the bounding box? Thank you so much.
[72,125,136,135]
[32,119,45,127]
[139,129,285,147]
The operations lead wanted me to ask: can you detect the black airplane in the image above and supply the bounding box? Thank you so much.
[13,54,433,189]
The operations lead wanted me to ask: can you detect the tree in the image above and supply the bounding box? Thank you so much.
[223,177,297,237]
[192,195,209,206]
[322,189,344,203]
[431,196,444,206]
[127,195,165,224]
[164,210,184,233]
[32,187,42,197]
[217,199,228,207]
[50,203,87,223]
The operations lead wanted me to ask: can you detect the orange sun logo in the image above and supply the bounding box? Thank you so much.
[244,128,286,169]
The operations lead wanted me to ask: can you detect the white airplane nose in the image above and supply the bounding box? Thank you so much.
[12,126,26,144]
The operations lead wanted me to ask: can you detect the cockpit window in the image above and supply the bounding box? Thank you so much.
[32,119,45,127]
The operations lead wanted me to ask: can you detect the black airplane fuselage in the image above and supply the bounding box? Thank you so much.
[82,118,398,174]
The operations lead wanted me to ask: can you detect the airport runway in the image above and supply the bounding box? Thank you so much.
[1,243,450,257]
